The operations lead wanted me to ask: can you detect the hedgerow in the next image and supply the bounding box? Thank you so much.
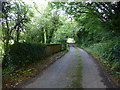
[3,42,46,71]
[85,37,120,72]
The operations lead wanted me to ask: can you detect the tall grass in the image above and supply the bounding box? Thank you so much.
[85,37,120,72]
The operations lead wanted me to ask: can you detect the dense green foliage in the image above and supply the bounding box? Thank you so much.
[1,1,33,70]
[25,4,62,43]
[3,42,46,74]
[4,43,45,67]
[52,17,79,43]
[87,39,120,71]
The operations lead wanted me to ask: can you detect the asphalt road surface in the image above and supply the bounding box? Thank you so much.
[22,46,112,88]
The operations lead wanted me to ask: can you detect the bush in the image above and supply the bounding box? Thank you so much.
[110,43,120,71]
[86,40,120,71]
[112,43,120,61]
[3,42,67,74]
[3,42,46,69]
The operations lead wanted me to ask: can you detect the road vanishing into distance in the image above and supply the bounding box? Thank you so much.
[22,45,112,88]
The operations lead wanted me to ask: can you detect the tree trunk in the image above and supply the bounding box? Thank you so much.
[16,27,20,42]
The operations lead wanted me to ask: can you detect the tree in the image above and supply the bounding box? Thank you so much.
[52,16,79,43]
[2,0,31,67]
[25,4,62,44]
[51,2,120,33]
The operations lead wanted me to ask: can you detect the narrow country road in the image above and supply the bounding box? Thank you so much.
[22,46,112,88]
